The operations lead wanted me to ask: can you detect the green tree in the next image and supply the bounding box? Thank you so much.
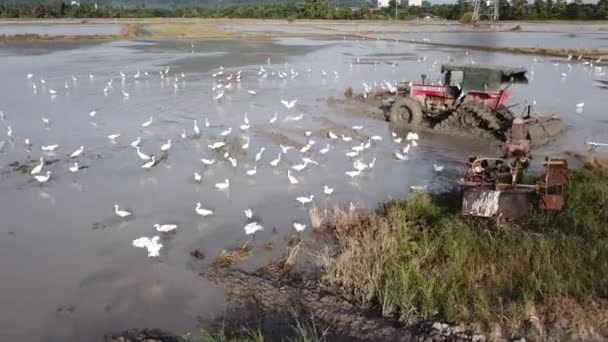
[533,0,547,18]
[511,0,528,18]
[551,0,567,18]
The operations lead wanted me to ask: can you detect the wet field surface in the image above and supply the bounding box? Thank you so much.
[0,24,606,341]
[0,23,124,36]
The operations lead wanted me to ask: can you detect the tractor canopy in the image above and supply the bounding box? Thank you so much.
[441,64,528,93]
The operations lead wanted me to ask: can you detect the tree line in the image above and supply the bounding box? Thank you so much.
[0,0,606,20]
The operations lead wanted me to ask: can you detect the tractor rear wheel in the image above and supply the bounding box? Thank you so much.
[389,97,423,127]
[434,103,504,140]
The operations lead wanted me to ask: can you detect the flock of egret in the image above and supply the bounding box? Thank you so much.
[7,39,601,260]
[3,59,437,259]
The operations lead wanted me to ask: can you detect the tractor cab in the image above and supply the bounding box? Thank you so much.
[409,64,528,112]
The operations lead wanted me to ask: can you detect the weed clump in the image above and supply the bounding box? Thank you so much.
[323,170,608,333]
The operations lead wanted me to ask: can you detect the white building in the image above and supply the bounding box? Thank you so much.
[409,0,422,6]
[378,0,402,8]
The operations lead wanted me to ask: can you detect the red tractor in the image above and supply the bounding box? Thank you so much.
[385,64,563,144]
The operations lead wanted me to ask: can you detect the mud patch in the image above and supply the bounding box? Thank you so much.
[204,264,412,341]
[256,129,304,149]
[326,96,386,122]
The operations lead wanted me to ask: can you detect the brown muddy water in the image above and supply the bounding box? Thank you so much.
[0,27,605,341]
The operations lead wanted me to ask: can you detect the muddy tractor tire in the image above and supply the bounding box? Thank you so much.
[389,97,423,127]
[434,102,505,140]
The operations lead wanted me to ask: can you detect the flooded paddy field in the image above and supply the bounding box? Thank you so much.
[0,23,124,36]
[0,22,606,341]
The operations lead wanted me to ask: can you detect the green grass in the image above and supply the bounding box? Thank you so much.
[324,170,608,332]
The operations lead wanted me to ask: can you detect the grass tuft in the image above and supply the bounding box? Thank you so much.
[214,243,253,268]
[323,170,608,333]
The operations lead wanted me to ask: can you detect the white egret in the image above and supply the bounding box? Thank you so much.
[205,117,210,128]
[135,146,151,160]
[370,135,383,141]
[402,144,411,154]
[287,170,299,184]
[34,171,51,183]
[244,222,263,235]
[31,157,44,175]
[142,156,156,169]
[300,144,311,153]
[353,159,368,172]
[323,185,334,195]
[208,142,225,150]
[319,144,330,154]
[247,90,257,95]
[195,202,214,216]
[193,120,200,136]
[220,127,232,136]
[228,157,237,168]
[576,102,585,109]
[345,170,361,178]
[244,208,253,219]
[406,132,419,141]
[42,117,50,125]
[410,185,428,192]
[352,143,365,152]
[200,158,216,166]
[194,172,202,183]
[296,195,314,205]
[341,135,352,142]
[352,125,363,130]
[130,137,141,147]
[270,153,281,167]
[141,117,153,128]
[181,129,187,139]
[293,222,306,232]
[291,114,303,121]
[269,113,278,124]
[280,144,293,153]
[108,134,121,141]
[132,236,162,257]
[215,179,230,190]
[281,99,297,109]
[161,140,171,152]
[242,136,250,150]
[255,147,265,162]
[246,166,257,176]
[345,151,359,158]
[154,224,178,233]
[68,162,79,173]
[70,146,84,158]
[394,152,408,160]
[328,131,338,139]
[433,164,445,172]
[41,144,58,152]
[114,204,131,218]
[368,157,377,169]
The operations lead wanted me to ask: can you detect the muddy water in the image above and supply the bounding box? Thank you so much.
[0,32,604,341]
